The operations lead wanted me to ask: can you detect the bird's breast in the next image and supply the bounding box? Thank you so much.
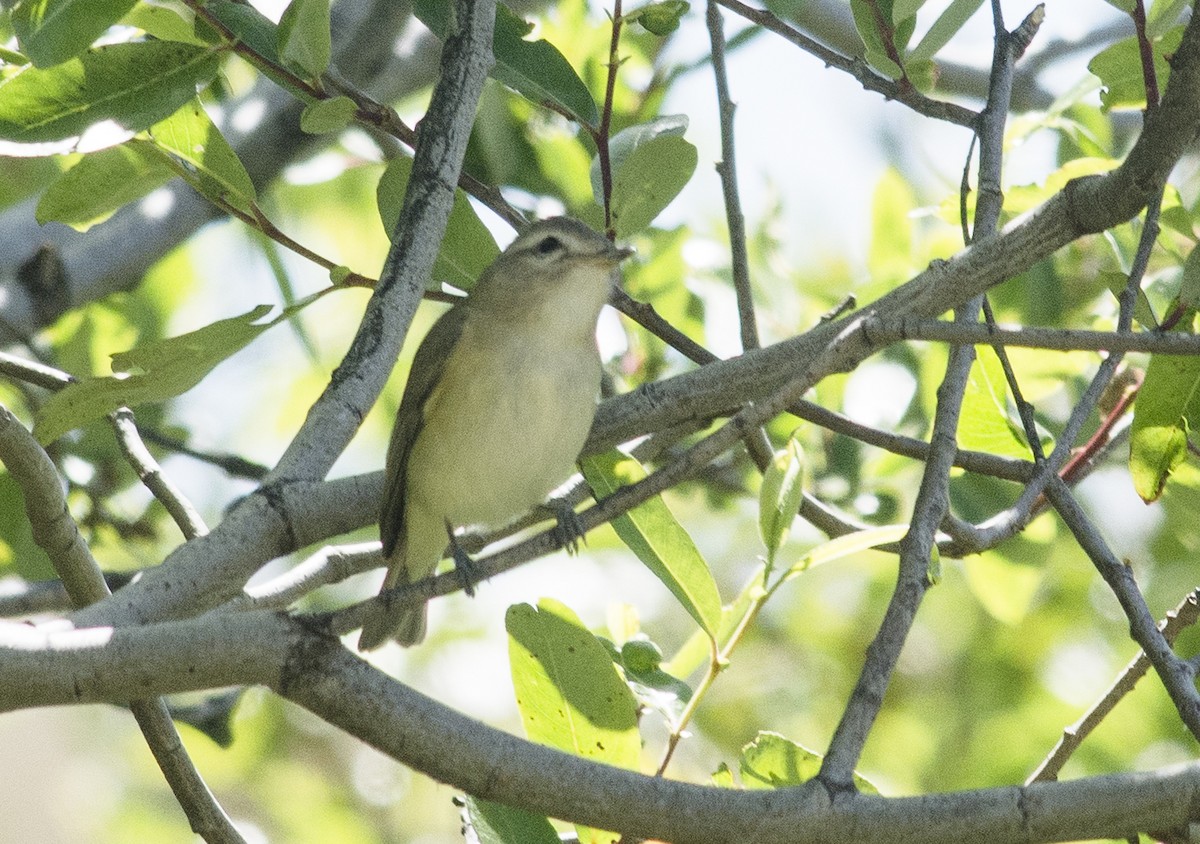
[405,318,602,528]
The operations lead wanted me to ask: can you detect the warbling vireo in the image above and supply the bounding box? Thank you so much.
[358,217,633,649]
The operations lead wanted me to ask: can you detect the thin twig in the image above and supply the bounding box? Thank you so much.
[715,0,979,128]
[0,405,244,844]
[597,0,624,233]
[1044,478,1200,740]
[706,0,758,352]
[110,409,209,541]
[1028,588,1200,783]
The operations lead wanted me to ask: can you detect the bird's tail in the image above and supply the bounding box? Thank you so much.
[358,569,428,650]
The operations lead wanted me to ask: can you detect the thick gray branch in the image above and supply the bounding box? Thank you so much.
[1,616,1197,844]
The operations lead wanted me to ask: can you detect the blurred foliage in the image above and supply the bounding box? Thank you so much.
[1,0,1199,843]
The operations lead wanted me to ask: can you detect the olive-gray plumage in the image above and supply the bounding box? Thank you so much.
[359,217,632,649]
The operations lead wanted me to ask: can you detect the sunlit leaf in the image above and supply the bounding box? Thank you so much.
[507,599,637,844]
[958,349,1032,459]
[34,305,275,444]
[11,0,138,67]
[964,555,1043,625]
[147,97,256,213]
[0,41,222,145]
[740,732,877,793]
[1130,352,1200,502]
[582,449,722,636]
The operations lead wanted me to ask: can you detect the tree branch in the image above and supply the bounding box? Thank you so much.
[2,615,1198,844]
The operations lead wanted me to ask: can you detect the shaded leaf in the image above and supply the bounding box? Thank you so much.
[759,436,806,566]
[376,155,499,290]
[908,0,984,63]
[201,0,279,61]
[609,134,697,238]
[589,114,688,203]
[1089,26,1184,111]
[415,0,597,125]
[462,797,559,844]
[36,142,175,231]
[299,95,357,134]
[627,0,690,36]
[278,0,331,79]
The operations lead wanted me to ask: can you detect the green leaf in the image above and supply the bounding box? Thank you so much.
[0,41,223,145]
[1178,243,1200,310]
[462,797,559,844]
[618,638,692,722]
[783,524,909,579]
[34,305,275,444]
[299,95,357,134]
[1130,353,1200,502]
[1146,0,1189,39]
[201,0,279,61]
[147,97,257,213]
[627,0,690,36]
[375,155,499,290]
[609,134,697,238]
[36,142,176,231]
[11,0,138,67]
[414,0,598,125]
[740,732,878,793]
[589,114,688,204]
[758,436,806,567]
[507,599,638,844]
[581,449,721,636]
[957,349,1034,459]
[1103,270,1158,329]
[120,2,207,46]
[850,0,903,78]
[663,563,766,679]
[909,0,982,62]
[1089,26,1184,112]
[867,168,915,288]
[0,472,56,581]
[891,0,925,25]
[277,0,331,79]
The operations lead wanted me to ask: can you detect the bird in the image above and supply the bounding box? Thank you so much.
[358,216,633,650]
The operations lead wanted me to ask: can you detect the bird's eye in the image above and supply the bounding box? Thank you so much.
[535,235,563,255]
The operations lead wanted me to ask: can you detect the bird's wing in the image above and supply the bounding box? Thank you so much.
[379,303,469,558]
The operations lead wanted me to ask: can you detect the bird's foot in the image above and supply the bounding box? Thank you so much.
[445,523,478,597]
[542,499,587,554]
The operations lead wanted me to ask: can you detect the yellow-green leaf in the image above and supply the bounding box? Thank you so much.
[582,449,721,636]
